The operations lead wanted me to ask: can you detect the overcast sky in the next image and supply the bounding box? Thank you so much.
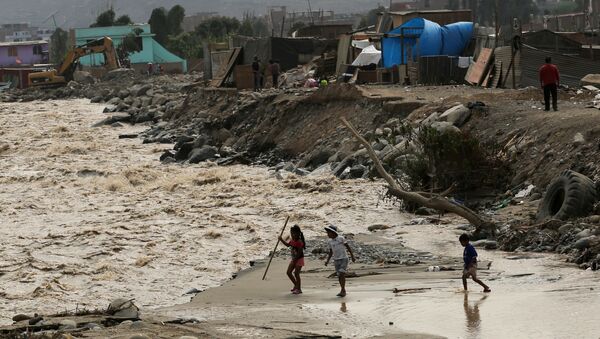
[0,0,378,28]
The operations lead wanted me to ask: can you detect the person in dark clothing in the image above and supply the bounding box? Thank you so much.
[269,59,281,88]
[252,56,261,91]
[539,57,560,111]
[460,234,491,293]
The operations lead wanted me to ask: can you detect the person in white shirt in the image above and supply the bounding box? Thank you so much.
[324,225,356,297]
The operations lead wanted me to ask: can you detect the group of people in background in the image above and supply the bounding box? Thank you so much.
[278,225,489,297]
[252,56,281,91]
[146,62,163,76]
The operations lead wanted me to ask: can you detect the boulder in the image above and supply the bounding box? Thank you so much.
[188,145,218,164]
[59,319,77,330]
[573,236,594,249]
[134,112,155,124]
[420,112,440,126]
[152,95,168,106]
[93,113,132,127]
[118,89,130,99]
[309,164,333,177]
[107,97,121,106]
[12,314,32,322]
[430,121,461,134]
[140,97,152,107]
[73,71,95,84]
[175,141,195,160]
[382,100,425,118]
[90,96,103,103]
[581,74,600,86]
[104,68,135,81]
[349,164,367,178]
[573,132,585,146]
[133,84,152,97]
[439,104,471,127]
[107,298,139,319]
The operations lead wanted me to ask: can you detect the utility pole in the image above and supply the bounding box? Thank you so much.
[307,0,314,25]
[494,0,500,48]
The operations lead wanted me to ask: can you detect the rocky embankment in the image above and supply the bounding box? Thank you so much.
[5,78,600,271]
[1,69,195,127]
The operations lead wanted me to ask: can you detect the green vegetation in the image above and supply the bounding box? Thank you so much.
[91,8,133,27]
[49,28,68,64]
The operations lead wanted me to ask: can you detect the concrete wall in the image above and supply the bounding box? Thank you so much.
[0,42,48,66]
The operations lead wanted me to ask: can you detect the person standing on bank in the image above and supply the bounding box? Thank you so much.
[269,59,281,89]
[252,56,261,92]
[539,57,560,111]
[324,225,356,297]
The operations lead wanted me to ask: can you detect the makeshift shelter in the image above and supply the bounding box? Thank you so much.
[382,18,473,68]
[352,45,381,66]
[232,36,338,72]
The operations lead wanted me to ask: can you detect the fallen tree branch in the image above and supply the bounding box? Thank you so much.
[341,118,495,232]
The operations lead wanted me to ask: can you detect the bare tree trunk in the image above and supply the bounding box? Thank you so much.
[341,118,496,232]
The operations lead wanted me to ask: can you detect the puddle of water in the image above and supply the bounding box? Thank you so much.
[307,222,600,338]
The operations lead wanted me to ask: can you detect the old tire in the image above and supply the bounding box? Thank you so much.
[537,170,597,221]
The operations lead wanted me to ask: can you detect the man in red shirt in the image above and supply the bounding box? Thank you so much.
[539,57,560,111]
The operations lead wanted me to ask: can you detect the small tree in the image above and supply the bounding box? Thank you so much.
[49,28,68,64]
[91,8,116,27]
[238,17,254,37]
[195,16,240,41]
[115,15,133,26]
[149,7,169,44]
[167,5,186,36]
[167,32,203,60]
[118,27,144,62]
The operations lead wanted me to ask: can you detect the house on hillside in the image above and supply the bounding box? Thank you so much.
[0,40,48,66]
[73,24,187,73]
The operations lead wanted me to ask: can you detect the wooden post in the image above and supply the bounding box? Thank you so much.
[262,216,290,280]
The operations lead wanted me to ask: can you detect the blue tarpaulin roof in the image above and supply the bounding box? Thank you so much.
[382,18,473,68]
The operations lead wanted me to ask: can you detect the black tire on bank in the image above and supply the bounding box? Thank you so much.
[537,170,598,221]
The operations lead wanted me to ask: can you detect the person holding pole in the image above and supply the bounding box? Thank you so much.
[278,225,306,294]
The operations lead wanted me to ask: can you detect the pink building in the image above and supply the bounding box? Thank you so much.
[0,41,48,67]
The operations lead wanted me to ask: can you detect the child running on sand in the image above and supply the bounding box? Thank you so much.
[324,225,356,297]
[279,225,305,294]
[460,234,491,293]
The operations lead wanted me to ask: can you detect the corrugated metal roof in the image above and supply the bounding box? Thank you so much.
[0,40,48,47]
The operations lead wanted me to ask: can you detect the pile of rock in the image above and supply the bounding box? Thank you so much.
[0,70,196,128]
[293,102,480,180]
[498,215,600,270]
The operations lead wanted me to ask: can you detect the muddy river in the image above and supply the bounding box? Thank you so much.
[0,100,405,325]
[1,100,599,338]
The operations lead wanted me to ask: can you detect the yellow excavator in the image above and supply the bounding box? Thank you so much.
[29,36,121,87]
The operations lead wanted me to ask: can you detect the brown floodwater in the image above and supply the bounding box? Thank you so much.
[1,100,599,338]
[0,99,404,325]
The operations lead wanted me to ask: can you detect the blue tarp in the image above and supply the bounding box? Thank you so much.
[382,18,473,68]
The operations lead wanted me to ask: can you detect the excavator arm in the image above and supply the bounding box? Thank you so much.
[29,36,121,87]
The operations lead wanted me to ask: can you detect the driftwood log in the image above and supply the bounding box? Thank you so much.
[341,118,495,233]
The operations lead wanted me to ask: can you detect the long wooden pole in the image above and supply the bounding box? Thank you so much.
[262,216,290,280]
